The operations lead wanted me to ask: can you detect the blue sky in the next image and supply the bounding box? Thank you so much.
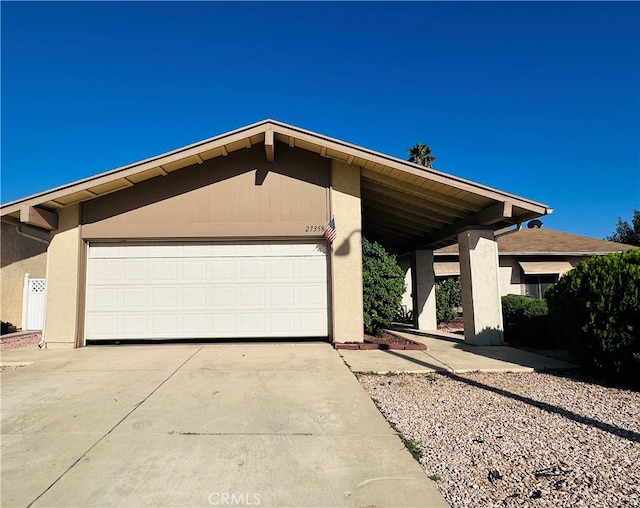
[2,1,638,240]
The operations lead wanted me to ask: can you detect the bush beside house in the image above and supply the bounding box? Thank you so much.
[436,278,462,323]
[362,238,405,336]
[501,294,553,348]
[546,249,640,382]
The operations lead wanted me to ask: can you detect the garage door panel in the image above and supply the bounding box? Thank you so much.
[269,313,296,334]
[122,315,148,337]
[298,311,328,333]
[89,260,119,283]
[209,260,236,281]
[297,258,327,281]
[123,260,147,282]
[151,287,178,308]
[240,313,266,333]
[88,287,119,310]
[299,285,327,306]
[269,259,295,280]
[268,286,295,307]
[151,314,177,336]
[181,287,207,308]
[209,313,237,334]
[239,260,266,281]
[210,286,236,307]
[238,286,265,308]
[85,241,329,341]
[180,314,207,334]
[122,288,148,309]
[181,260,206,280]
[152,261,178,282]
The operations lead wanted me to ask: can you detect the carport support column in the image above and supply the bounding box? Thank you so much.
[410,249,437,330]
[42,205,81,349]
[330,161,364,343]
[458,228,504,345]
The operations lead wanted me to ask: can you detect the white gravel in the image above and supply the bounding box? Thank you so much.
[358,371,640,507]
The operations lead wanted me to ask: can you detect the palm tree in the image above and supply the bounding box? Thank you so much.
[407,143,436,168]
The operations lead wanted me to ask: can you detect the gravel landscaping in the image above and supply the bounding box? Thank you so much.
[359,371,640,507]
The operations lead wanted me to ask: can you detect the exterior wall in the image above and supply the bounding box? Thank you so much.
[42,205,81,348]
[81,143,329,239]
[0,223,48,327]
[330,161,364,342]
[498,255,523,296]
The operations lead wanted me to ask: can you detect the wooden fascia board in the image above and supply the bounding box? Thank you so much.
[20,205,58,230]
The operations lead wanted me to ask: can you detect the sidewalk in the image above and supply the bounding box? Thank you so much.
[338,328,577,374]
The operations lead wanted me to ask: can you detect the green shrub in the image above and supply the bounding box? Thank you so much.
[501,294,553,348]
[546,250,640,381]
[436,278,462,323]
[362,238,406,336]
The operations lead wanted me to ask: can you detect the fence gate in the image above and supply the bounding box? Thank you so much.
[22,273,47,331]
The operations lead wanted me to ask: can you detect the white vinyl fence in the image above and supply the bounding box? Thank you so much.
[22,273,47,331]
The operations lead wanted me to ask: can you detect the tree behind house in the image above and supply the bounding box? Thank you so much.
[606,210,640,246]
[407,143,436,168]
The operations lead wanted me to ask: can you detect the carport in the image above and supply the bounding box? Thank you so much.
[0,120,551,347]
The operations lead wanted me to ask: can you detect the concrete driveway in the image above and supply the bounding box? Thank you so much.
[1,343,448,507]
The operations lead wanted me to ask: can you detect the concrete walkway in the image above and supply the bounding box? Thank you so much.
[1,343,448,508]
[338,329,577,374]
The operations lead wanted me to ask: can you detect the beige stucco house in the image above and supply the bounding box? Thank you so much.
[426,226,636,299]
[0,120,552,348]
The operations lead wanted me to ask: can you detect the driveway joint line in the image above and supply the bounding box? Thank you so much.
[26,346,204,508]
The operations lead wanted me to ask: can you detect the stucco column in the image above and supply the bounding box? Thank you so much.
[330,161,364,342]
[458,228,504,345]
[411,249,437,330]
[42,205,81,348]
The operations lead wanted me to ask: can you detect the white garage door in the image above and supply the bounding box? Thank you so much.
[85,242,329,341]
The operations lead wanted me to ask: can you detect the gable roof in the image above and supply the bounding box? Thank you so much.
[1,119,552,252]
[435,227,637,256]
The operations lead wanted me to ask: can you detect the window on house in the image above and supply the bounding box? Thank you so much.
[524,274,558,299]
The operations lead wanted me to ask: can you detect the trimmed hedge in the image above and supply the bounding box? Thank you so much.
[436,278,462,323]
[546,249,640,381]
[362,238,406,336]
[501,294,553,348]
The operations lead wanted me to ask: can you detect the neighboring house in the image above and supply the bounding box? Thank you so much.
[432,225,637,299]
[0,120,552,348]
[1,222,49,329]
